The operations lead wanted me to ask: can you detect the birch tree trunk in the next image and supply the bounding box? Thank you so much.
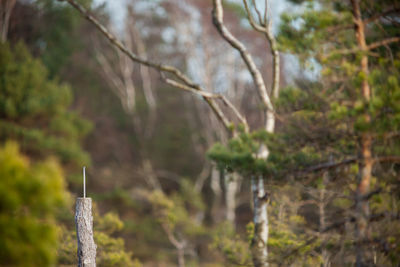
[211,1,280,264]
[210,167,224,223]
[75,198,97,267]
[225,173,239,224]
[251,177,269,267]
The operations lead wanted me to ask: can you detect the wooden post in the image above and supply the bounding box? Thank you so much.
[75,167,96,266]
[75,198,97,267]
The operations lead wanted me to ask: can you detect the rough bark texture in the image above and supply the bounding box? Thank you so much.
[75,198,97,267]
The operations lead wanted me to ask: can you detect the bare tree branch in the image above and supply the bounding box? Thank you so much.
[251,0,264,25]
[363,7,400,25]
[163,77,248,131]
[243,0,280,100]
[61,0,193,86]
[324,7,400,34]
[367,36,400,50]
[302,157,358,173]
[243,0,268,33]
[161,220,186,267]
[241,0,281,134]
[375,155,400,163]
[325,36,400,58]
[212,0,275,132]
[161,77,230,130]
[60,0,249,134]
[219,95,249,132]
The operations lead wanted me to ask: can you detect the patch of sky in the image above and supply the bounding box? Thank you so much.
[161,27,176,44]
[92,0,321,85]
[93,0,128,34]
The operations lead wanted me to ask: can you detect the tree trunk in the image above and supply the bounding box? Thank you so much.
[319,173,330,267]
[177,245,185,267]
[225,173,239,224]
[211,167,224,223]
[75,198,97,267]
[0,0,16,43]
[350,1,373,265]
[251,176,269,267]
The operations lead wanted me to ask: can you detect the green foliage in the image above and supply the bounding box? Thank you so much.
[224,1,247,19]
[211,222,252,266]
[0,141,70,266]
[0,42,91,166]
[33,0,93,77]
[207,129,271,176]
[58,208,140,267]
[180,179,205,211]
[265,185,322,265]
[0,42,69,118]
[147,180,206,237]
[278,1,354,66]
[208,0,400,264]
[96,212,124,235]
[142,180,214,264]
[274,0,400,265]
[208,128,323,178]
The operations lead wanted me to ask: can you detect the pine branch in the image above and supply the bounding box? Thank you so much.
[368,36,400,50]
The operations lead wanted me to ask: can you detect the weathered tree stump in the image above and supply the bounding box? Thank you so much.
[75,197,97,267]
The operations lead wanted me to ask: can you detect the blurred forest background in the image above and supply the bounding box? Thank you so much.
[0,0,399,266]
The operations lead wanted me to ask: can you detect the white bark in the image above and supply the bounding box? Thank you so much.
[225,173,240,223]
[266,110,275,133]
[212,0,274,132]
[211,1,280,266]
[211,167,222,198]
[251,177,269,267]
[75,198,97,267]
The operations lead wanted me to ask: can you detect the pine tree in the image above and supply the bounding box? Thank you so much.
[275,0,400,265]
[0,41,91,166]
[0,141,70,266]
